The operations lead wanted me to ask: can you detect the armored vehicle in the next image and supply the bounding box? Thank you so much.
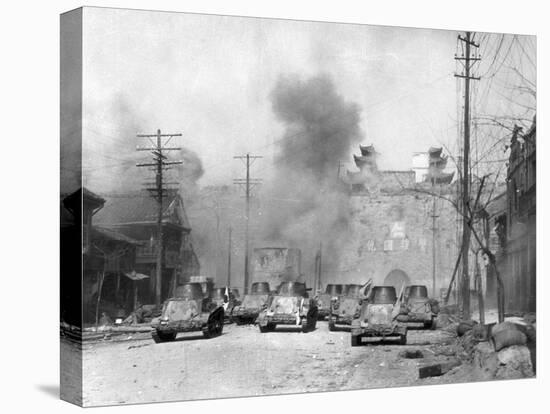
[397,285,440,329]
[232,282,271,325]
[230,288,241,301]
[316,284,345,320]
[350,285,407,346]
[328,283,369,331]
[256,281,318,333]
[151,282,224,343]
[211,287,240,323]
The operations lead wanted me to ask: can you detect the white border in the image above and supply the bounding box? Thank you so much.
[1,1,547,413]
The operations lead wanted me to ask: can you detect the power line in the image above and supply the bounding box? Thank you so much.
[136,129,183,307]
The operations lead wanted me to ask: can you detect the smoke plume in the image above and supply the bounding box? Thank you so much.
[178,147,204,203]
[270,74,362,176]
[260,74,364,282]
[81,94,204,199]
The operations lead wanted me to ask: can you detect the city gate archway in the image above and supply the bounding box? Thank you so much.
[383,269,410,291]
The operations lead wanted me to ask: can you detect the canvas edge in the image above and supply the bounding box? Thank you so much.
[60,6,84,407]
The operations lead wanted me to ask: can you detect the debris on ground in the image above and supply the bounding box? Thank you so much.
[456,320,477,336]
[399,350,424,359]
[471,323,493,341]
[418,358,461,378]
[492,326,527,351]
[128,343,150,350]
[495,345,534,379]
[452,318,537,381]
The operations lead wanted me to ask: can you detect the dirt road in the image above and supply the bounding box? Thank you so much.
[72,322,465,406]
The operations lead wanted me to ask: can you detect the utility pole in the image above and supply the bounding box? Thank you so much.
[233,153,262,294]
[137,129,182,308]
[455,32,480,320]
[316,242,323,292]
[337,161,343,179]
[227,226,232,287]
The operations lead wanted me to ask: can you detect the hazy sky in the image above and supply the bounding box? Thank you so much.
[79,7,534,191]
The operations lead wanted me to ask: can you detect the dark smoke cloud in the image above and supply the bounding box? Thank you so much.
[260,74,364,281]
[270,74,363,177]
[178,147,204,203]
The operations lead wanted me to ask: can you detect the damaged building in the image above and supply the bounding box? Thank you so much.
[94,192,201,307]
[486,119,536,315]
[339,145,459,298]
[61,188,143,325]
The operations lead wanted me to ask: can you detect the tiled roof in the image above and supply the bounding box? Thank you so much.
[485,191,507,217]
[428,147,443,156]
[359,145,376,156]
[92,226,143,245]
[62,187,106,212]
[94,192,191,230]
[82,187,106,204]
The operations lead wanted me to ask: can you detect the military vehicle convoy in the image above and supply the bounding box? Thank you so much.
[328,283,370,331]
[211,287,241,323]
[396,285,440,329]
[232,282,271,325]
[316,284,345,320]
[256,281,318,333]
[152,277,441,349]
[151,282,225,343]
[350,285,407,346]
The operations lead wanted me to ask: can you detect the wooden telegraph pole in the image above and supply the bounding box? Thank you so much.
[234,153,262,294]
[137,130,182,308]
[316,242,323,292]
[455,32,480,319]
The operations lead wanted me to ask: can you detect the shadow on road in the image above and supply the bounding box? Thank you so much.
[167,332,229,342]
[36,384,59,399]
[327,326,351,332]
[267,327,316,333]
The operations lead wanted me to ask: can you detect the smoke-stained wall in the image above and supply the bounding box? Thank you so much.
[339,189,459,298]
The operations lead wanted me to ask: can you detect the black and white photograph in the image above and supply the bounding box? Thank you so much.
[57,4,539,409]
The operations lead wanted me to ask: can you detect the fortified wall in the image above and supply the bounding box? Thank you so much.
[338,145,459,298]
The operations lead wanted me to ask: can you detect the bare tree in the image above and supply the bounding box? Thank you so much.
[403,173,505,323]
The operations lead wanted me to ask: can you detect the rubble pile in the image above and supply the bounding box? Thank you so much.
[456,317,536,380]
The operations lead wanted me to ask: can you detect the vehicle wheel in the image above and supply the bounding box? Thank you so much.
[215,314,224,335]
[266,323,276,331]
[202,324,212,338]
[328,318,336,331]
[351,333,360,347]
[203,314,224,339]
[259,324,270,333]
[399,334,407,345]
[309,315,317,331]
[152,330,176,343]
[302,311,317,333]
